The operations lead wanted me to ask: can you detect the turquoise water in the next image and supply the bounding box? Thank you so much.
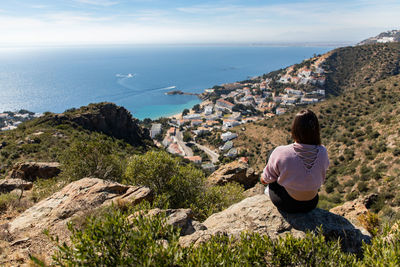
[0,45,334,119]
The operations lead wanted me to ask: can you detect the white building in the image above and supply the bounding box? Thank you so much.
[219,140,233,152]
[183,114,202,120]
[276,107,287,115]
[150,123,162,139]
[204,105,213,115]
[221,131,238,142]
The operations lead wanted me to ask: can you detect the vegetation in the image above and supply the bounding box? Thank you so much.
[234,73,400,218]
[36,206,400,266]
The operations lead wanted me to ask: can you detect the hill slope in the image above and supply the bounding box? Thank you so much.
[358,30,400,45]
[233,74,400,219]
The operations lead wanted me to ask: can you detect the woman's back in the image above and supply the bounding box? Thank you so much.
[262,143,329,201]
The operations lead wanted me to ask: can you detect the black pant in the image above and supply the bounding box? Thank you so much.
[268,181,318,213]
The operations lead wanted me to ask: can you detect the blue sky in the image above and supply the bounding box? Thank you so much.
[0,0,399,45]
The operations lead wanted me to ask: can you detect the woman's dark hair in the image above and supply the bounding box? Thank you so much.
[291,109,321,145]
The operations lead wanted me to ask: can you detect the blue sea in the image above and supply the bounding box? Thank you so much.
[0,45,334,120]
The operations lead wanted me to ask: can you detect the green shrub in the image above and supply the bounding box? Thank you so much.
[0,192,20,213]
[60,134,125,181]
[124,150,205,209]
[191,183,245,221]
[44,207,181,266]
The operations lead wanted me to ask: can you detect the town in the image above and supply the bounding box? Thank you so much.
[149,55,328,171]
[0,110,42,131]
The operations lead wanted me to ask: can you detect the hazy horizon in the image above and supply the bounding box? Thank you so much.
[0,0,399,46]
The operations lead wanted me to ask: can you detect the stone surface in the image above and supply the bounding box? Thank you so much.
[8,162,61,182]
[180,194,371,253]
[0,178,33,193]
[36,102,151,147]
[135,208,206,236]
[244,183,265,198]
[7,178,153,263]
[207,160,259,189]
[330,193,378,227]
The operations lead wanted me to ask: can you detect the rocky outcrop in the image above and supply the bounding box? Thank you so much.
[7,162,61,182]
[132,208,206,236]
[207,160,259,189]
[180,194,371,253]
[0,178,33,193]
[243,183,265,197]
[36,102,151,147]
[330,193,378,227]
[6,178,153,263]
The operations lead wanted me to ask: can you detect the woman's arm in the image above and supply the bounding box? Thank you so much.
[260,149,280,184]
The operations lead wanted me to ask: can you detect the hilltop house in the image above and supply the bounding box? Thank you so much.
[221,131,238,142]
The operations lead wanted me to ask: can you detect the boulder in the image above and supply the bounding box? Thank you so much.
[179,194,371,253]
[8,162,61,182]
[244,183,265,197]
[207,160,259,189]
[330,193,378,227]
[7,178,153,262]
[133,208,206,236]
[0,178,33,193]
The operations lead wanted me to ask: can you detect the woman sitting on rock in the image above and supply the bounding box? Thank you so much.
[261,109,329,213]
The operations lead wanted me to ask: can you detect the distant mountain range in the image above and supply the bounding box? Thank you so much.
[358,29,400,45]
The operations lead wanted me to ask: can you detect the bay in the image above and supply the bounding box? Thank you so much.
[0,45,334,119]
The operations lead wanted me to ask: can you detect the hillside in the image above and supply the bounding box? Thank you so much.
[358,29,400,45]
[233,73,400,219]
[322,42,400,95]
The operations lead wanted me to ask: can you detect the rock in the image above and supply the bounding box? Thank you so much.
[244,183,265,197]
[137,208,205,236]
[8,178,153,262]
[330,193,378,227]
[36,103,151,147]
[180,194,371,253]
[207,160,259,189]
[9,178,152,234]
[0,178,33,193]
[8,162,61,182]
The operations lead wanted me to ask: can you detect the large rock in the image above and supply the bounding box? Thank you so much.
[330,193,378,227]
[8,162,61,182]
[207,160,259,189]
[6,178,153,263]
[0,178,33,193]
[180,194,371,253]
[132,208,206,236]
[35,102,151,147]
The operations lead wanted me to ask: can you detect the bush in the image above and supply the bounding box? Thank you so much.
[44,207,181,266]
[124,150,205,208]
[60,134,126,181]
[191,183,245,221]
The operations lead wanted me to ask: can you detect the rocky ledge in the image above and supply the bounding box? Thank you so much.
[180,194,371,254]
[35,102,151,147]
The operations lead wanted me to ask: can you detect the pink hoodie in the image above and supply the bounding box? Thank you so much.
[261,143,329,201]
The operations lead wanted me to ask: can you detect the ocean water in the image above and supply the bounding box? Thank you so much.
[0,45,334,119]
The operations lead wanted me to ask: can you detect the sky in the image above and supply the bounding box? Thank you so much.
[0,0,399,45]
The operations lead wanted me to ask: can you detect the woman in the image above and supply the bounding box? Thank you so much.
[261,109,329,213]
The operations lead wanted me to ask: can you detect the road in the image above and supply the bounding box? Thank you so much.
[191,142,220,163]
[175,129,193,157]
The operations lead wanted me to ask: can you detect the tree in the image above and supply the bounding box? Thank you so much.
[192,104,201,113]
[124,151,205,208]
[182,109,190,116]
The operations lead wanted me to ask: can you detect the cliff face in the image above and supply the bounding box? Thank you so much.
[37,102,151,147]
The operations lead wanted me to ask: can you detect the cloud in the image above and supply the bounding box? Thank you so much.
[74,0,119,7]
[0,0,399,45]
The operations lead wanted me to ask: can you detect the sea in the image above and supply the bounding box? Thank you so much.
[0,45,334,120]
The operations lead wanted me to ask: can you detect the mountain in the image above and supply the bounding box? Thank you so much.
[234,56,400,219]
[358,30,400,45]
[0,102,152,178]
